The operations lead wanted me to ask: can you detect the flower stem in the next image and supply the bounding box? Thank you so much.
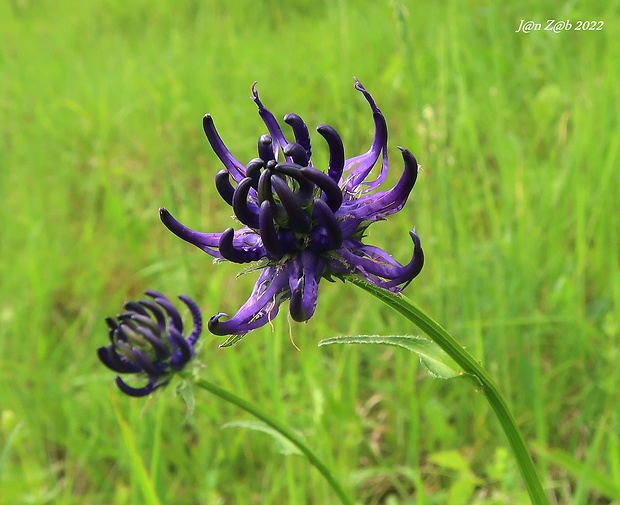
[188,376,353,505]
[344,274,549,505]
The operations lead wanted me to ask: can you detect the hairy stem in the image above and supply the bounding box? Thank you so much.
[189,376,353,505]
[345,274,549,505]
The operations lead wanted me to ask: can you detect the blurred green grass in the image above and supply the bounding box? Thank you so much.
[1,0,618,503]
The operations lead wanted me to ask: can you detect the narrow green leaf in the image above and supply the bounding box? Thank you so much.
[319,334,463,379]
[222,420,302,456]
[111,397,161,505]
[0,421,22,478]
[532,443,620,500]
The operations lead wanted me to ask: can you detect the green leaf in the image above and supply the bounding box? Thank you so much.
[532,443,620,500]
[428,450,481,505]
[0,416,22,478]
[428,449,472,473]
[174,380,195,424]
[111,398,162,505]
[319,335,463,379]
[221,420,303,456]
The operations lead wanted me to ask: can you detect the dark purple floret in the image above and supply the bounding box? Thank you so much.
[97,291,202,397]
[160,78,424,342]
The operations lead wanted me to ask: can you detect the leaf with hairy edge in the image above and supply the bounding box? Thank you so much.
[319,335,463,379]
[222,420,303,456]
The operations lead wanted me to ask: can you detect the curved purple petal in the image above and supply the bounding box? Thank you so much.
[136,299,166,328]
[160,208,267,261]
[341,78,389,193]
[218,227,266,263]
[340,147,418,221]
[203,115,247,183]
[168,327,193,369]
[178,294,203,345]
[361,149,390,193]
[121,315,161,340]
[129,325,170,360]
[159,208,224,258]
[283,142,309,167]
[252,83,289,154]
[130,348,161,377]
[208,265,293,335]
[115,376,163,397]
[258,134,275,163]
[289,251,324,322]
[97,346,141,373]
[258,201,283,259]
[232,178,260,229]
[123,301,150,318]
[300,166,343,212]
[227,229,267,258]
[317,124,345,183]
[245,158,264,189]
[147,292,184,333]
[270,176,311,232]
[284,113,312,160]
[273,162,315,203]
[339,230,424,290]
[311,198,343,250]
[215,170,235,206]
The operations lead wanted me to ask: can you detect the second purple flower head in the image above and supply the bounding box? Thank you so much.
[160,78,424,340]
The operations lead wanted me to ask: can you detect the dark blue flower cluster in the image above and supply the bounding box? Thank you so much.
[160,79,424,337]
[97,291,202,397]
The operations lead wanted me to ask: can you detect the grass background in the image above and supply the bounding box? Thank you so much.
[1,0,618,503]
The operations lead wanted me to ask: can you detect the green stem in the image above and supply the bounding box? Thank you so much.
[188,376,353,505]
[344,274,549,505]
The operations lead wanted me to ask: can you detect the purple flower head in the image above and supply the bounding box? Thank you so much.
[160,78,423,341]
[97,290,202,397]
